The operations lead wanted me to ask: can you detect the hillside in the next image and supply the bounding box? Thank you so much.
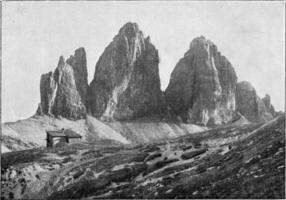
[1,115,206,152]
[1,115,284,199]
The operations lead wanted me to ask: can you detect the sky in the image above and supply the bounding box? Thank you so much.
[2,1,285,123]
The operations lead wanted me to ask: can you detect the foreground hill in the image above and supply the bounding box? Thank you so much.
[1,115,284,199]
[1,115,206,152]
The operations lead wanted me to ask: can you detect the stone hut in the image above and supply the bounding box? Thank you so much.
[46,129,82,148]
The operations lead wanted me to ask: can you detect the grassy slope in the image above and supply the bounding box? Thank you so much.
[1,115,284,199]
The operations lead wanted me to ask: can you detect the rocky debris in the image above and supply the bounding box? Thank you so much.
[231,112,250,125]
[1,115,285,199]
[1,135,38,152]
[181,148,207,160]
[88,22,165,121]
[236,81,273,123]
[165,36,237,126]
[38,48,88,120]
[145,152,162,162]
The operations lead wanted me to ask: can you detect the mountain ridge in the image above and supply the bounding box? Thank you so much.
[2,22,281,153]
[37,23,277,125]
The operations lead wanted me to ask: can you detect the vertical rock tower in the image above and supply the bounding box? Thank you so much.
[37,48,88,120]
[262,94,276,117]
[88,22,165,121]
[236,81,274,122]
[165,36,237,126]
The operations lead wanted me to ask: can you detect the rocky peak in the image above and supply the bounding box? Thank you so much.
[165,36,237,126]
[88,22,165,121]
[118,22,140,38]
[66,47,88,106]
[58,56,65,66]
[236,81,273,122]
[262,94,276,116]
[262,94,271,108]
[37,48,88,120]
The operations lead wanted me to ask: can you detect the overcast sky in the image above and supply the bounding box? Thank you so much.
[2,1,285,122]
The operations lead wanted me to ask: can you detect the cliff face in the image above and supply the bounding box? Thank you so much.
[37,48,88,120]
[36,24,277,125]
[88,22,165,121]
[235,81,273,123]
[165,36,237,126]
[66,48,88,107]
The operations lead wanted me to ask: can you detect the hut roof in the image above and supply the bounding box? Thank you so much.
[63,129,82,138]
[46,129,82,138]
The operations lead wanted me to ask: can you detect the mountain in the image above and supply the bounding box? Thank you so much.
[88,22,166,121]
[37,48,88,120]
[1,115,284,199]
[2,22,278,153]
[35,24,276,125]
[165,36,237,126]
[236,81,274,123]
[1,21,284,199]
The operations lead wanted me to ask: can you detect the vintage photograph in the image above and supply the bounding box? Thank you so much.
[1,1,285,199]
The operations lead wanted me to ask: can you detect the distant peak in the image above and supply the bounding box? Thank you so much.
[237,81,255,91]
[58,56,65,66]
[122,22,138,29]
[189,35,215,49]
[264,94,271,99]
[66,47,87,68]
[75,47,86,55]
[118,22,140,38]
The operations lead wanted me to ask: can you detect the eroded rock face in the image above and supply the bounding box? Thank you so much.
[66,48,88,107]
[38,48,88,120]
[236,81,273,122]
[262,94,276,117]
[88,22,165,121]
[165,36,237,126]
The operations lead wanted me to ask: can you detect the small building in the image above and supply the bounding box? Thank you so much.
[46,129,82,148]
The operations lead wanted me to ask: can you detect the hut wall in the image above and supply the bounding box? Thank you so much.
[68,138,81,144]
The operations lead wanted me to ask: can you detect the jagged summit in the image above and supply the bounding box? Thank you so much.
[165,36,237,126]
[58,55,65,66]
[66,47,88,106]
[37,48,88,120]
[88,22,165,121]
[262,94,276,116]
[36,24,276,125]
[236,81,255,92]
[118,22,140,36]
[236,81,273,123]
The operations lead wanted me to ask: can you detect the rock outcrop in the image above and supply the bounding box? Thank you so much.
[37,48,88,120]
[66,48,88,107]
[262,94,276,117]
[235,81,273,122]
[88,22,165,121]
[35,24,277,126]
[165,36,237,126]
